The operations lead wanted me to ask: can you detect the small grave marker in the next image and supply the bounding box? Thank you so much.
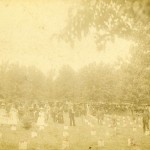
[91,130,96,136]
[63,131,69,137]
[62,138,69,150]
[19,141,27,150]
[31,131,37,138]
[98,139,104,147]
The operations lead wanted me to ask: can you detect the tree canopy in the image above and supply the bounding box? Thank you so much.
[54,0,150,104]
[57,0,150,49]
[0,0,150,105]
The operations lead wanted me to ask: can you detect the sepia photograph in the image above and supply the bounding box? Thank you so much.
[0,0,150,149]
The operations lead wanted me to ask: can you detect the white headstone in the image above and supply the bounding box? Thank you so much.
[114,127,117,132]
[91,130,96,136]
[102,121,105,125]
[0,133,2,139]
[133,127,137,132]
[108,124,111,128]
[130,122,133,125]
[128,138,132,146]
[62,139,69,150]
[63,131,69,137]
[145,130,150,136]
[117,122,120,126]
[98,140,104,147]
[31,131,37,138]
[138,125,142,128]
[19,141,27,150]
[90,124,94,128]
[138,118,141,122]
[106,131,110,136]
[107,117,110,121]
[64,126,68,130]
[39,126,44,130]
[11,126,16,131]
[84,119,87,123]
[45,123,48,127]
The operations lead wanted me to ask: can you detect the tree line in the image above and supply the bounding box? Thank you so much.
[0,52,149,105]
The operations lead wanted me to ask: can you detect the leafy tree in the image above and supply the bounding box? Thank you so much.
[56,0,150,105]
[54,65,77,101]
[57,0,150,50]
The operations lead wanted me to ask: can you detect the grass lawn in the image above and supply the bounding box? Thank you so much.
[0,114,149,150]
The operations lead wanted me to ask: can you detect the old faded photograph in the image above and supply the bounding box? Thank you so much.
[0,0,150,149]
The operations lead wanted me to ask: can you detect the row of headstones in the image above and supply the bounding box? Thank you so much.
[0,126,28,150]
[84,118,107,148]
[1,122,149,150]
[89,115,142,131]
[0,123,69,150]
[19,124,51,149]
[62,122,109,149]
[62,125,69,150]
[18,126,44,150]
[9,125,45,150]
[92,114,142,124]
[114,117,141,127]
[106,115,141,124]
[19,124,69,150]
[84,118,149,149]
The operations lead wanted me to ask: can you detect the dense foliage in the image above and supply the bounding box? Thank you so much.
[55,0,150,104]
[0,0,150,105]
[0,60,149,104]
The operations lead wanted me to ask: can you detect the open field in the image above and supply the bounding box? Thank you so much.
[0,114,149,150]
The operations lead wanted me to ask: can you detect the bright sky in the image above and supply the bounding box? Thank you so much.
[0,0,133,74]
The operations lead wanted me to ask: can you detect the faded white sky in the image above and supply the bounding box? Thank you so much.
[0,0,132,73]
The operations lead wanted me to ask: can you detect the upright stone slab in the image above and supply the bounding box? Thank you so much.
[98,139,104,147]
[62,138,69,150]
[19,141,27,150]
[31,131,37,138]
